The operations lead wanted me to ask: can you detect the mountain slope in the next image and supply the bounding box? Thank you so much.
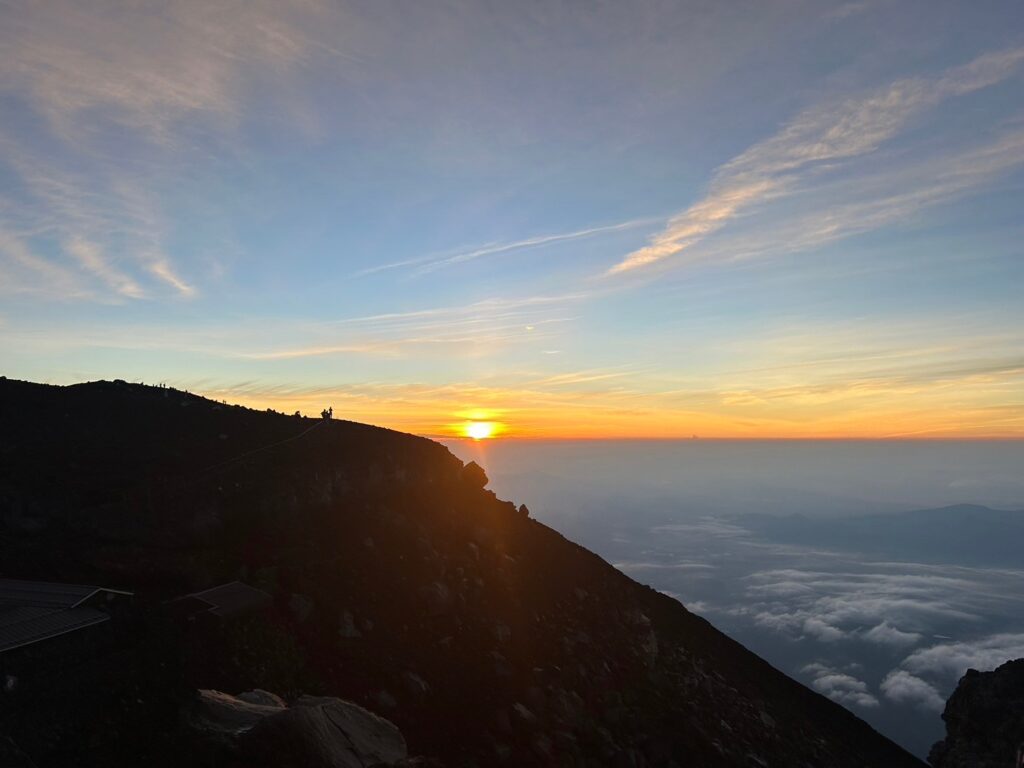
[0,378,925,767]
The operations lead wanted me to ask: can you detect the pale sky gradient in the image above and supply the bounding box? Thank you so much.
[1,0,1022,438]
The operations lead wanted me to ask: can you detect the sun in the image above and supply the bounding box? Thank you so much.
[464,421,496,440]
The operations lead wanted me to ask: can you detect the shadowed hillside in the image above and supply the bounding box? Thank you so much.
[0,378,925,767]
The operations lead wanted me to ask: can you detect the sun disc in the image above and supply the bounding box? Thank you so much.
[465,421,495,440]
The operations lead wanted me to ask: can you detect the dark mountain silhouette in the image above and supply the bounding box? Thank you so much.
[929,658,1024,768]
[0,377,925,767]
[740,504,1024,568]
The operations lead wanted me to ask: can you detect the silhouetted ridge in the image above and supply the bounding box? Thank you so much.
[0,378,924,767]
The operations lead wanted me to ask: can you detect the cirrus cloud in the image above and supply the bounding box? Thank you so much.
[607,47,1024,277]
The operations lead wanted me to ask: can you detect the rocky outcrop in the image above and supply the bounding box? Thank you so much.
[191,689,409,767]
[929,658,1024,768]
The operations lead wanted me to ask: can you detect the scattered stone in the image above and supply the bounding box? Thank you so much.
[419,581,453,617]
[373,690,398,710]
[289,593,314,622]
[492,622,511,644]
[339,610,363,638]
[403,672,430,698]
[511,703,537,728]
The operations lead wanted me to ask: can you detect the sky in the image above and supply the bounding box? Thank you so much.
[1,0,1023,438]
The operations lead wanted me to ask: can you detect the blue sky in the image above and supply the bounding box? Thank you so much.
[1,0,1022,437]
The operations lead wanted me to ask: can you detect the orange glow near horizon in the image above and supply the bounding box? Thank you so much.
[191,378,1024,442]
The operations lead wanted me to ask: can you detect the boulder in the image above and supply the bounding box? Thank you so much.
[461,461,488,489]
[239,689,288,708]
[194,688,284,735]
[191,690,408,768]
[243,695,407,767]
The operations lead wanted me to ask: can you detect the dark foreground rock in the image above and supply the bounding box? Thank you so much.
[929,658,1024,768]
[190,689,409,767]
[0,378,925,767]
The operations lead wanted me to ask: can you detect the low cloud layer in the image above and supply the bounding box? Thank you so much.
[863,622,923,647]
[880,670,946,712]
[902,633,1024,680]
[803,663,879,708]
[741,565,994,643]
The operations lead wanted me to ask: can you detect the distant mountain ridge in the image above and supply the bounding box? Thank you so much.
[739,504,1024,568]
[0,377,925,767]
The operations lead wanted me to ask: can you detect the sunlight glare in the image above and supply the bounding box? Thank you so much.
[465,421,496,440]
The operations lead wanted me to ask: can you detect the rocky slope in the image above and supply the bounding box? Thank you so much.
[929,658,1024,768]
[0,378,925,767]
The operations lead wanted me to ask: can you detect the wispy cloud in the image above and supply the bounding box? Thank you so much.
[607,47,1024,276]
[65,237,146,299]
[0,229,93,299]
[0,0,345,302]
[863,622,923,647]
[531,367,639,387]
[358,218,655,277]
[0,136,198,300]
[232,293,589,360]
[0,0,336,139]
[148,260,196,298]
[0,291,586,364]
[324,293,590,329]
[681,125,1024,268]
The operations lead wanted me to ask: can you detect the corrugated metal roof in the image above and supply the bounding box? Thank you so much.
[0,579,96,609]
[185,581,271,619]
[0,606,56,625]
[0,579,132,654]
[0,579,131,609]
[0,606,109,653]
